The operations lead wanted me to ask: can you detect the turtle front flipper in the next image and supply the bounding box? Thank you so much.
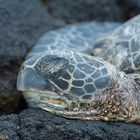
[17,51,140,123]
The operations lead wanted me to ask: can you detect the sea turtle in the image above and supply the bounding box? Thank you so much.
[17,17,140,124]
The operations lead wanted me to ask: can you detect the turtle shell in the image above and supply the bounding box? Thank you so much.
[26,21,120,59]
[92,15,140,74]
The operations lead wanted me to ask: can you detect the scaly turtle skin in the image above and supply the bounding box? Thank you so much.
[17,19,140,123]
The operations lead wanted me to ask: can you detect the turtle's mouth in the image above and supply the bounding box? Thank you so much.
[23,90,68,109]
[23,90,101,120]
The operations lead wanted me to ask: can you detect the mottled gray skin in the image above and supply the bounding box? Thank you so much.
[17,19,140,124]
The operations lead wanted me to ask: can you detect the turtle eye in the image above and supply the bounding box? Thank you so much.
[34,55,69,77]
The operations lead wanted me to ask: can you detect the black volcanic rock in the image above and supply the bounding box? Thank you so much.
[0,0,65,114]
[0,0,65,68]
[0,114,19,140]
[0,108,140,140]
[47,0,122,22]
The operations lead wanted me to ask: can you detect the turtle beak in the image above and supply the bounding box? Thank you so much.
[17,58,47,92]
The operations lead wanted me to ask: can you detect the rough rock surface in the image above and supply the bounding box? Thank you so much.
[117,0,140,20]
[47,0,140,22]
[0,0,65,68]
[0,114,19,140]
[47,0,122,22]
[0,0,65,114]
[0,108,140,140]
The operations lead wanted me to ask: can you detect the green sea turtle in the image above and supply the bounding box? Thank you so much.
[17,17,140,124]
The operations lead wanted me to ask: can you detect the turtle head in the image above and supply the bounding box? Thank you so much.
[18,51,138,122]
[17,52,71,109]
[17,51,118,119]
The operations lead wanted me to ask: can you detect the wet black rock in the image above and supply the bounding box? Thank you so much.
[0,0,65,114]
[0,70,26,115]
[47,0,122,22]
[117,0,140,20]
[0,0,65,68]
[0,108,140,140]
